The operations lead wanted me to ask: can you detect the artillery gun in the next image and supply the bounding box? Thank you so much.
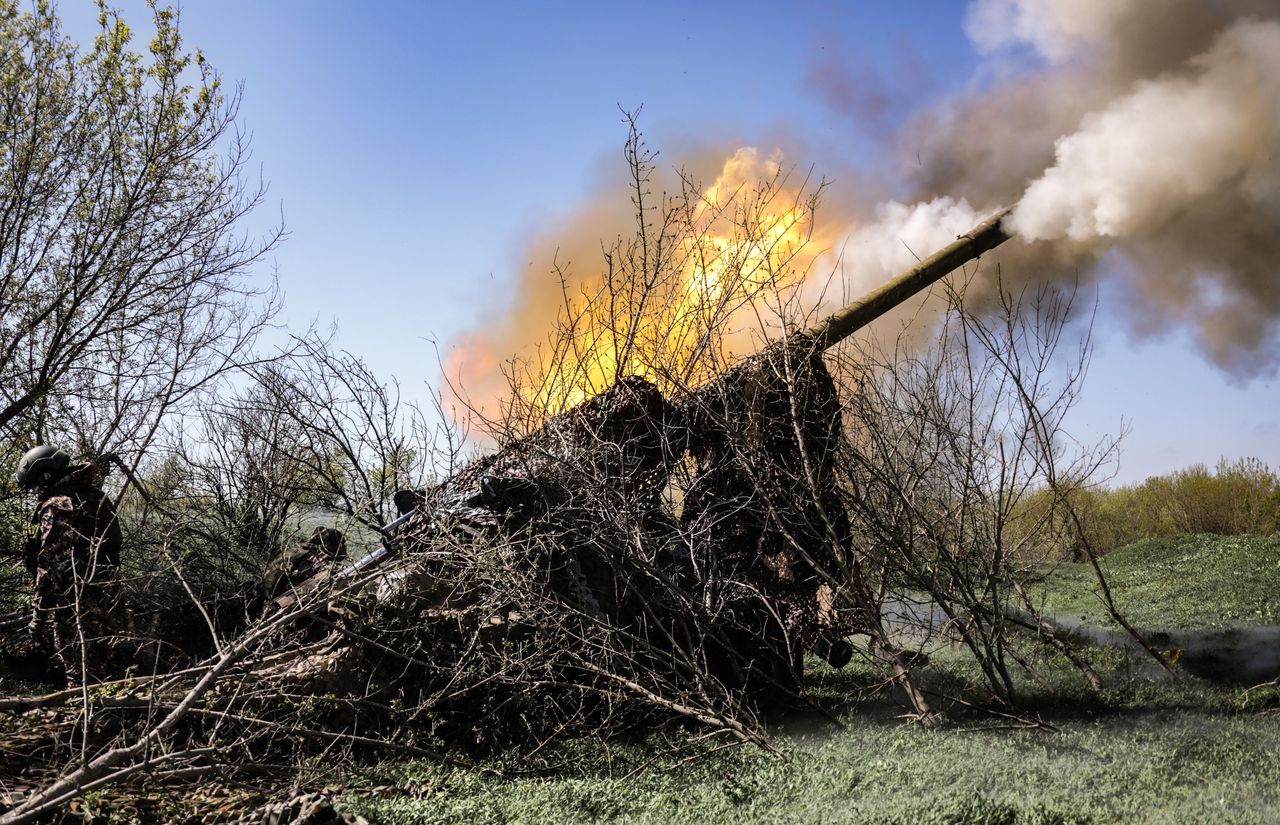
[0,210,1014,804]
[377,207,1013,566]
[367,207,1013,586]
[285,207,1017,735]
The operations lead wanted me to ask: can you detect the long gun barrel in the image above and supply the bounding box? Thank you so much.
[803,207,1012,351]
[329,207,1015,583]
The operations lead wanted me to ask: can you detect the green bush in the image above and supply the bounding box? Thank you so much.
[1015,457,1280,558]
[0,475,32,614]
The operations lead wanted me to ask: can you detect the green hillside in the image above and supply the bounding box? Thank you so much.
[1035,534,1280,629]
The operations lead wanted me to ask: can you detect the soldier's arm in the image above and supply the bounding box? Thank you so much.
[22,519,40,581]
[32,496,79,610]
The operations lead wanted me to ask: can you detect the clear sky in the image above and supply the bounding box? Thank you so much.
[59,1,1279,486]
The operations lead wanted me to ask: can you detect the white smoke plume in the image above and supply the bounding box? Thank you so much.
[447,0,1280,412]
[1012,19,1280,242]
[808,197,985,313]
[846,198,985,288]
[905,0,1280,374]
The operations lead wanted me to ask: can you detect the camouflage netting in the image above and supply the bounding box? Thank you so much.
[679,335,871,670]
[0,345,867,815]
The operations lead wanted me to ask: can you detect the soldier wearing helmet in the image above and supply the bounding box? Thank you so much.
[15,445,127,685]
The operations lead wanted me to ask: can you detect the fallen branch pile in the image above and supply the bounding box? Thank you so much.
[0,210,1155,822]
[0,343,870,820]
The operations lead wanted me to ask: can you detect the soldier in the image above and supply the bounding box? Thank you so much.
[259,525,347,604]
[15,445,128,686]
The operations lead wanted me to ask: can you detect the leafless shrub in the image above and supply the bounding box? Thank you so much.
[829,278,1150,707]
[96,330,440,664]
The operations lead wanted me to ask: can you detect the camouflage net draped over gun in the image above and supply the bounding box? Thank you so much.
[314,348,855,750]
[0,343,864,816]
[679,334,866,675]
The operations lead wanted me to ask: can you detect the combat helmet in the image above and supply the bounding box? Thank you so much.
[14,445,71,490]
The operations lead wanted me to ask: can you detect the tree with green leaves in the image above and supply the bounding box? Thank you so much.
[0,1,280,461]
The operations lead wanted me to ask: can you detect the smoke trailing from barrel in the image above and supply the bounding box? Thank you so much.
[907,0,1280,375]
[446,0,1280,416]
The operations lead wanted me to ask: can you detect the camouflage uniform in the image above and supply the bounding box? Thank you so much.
[28,463,128,685]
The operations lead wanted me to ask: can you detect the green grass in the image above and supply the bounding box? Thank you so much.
[335,533,1280,824]
[337,655,1280,824]
[1033,533,1280,629]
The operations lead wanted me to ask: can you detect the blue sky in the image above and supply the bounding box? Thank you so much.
[60,1,1279,485]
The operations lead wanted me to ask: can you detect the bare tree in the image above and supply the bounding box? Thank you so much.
[246,334,429,532]
[831,277,1127,710]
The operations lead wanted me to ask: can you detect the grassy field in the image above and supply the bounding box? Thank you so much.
[336,533,1280,824]
[1033,533,1280,629]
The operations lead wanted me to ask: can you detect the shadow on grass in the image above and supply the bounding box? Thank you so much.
[797,636,1268,734]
